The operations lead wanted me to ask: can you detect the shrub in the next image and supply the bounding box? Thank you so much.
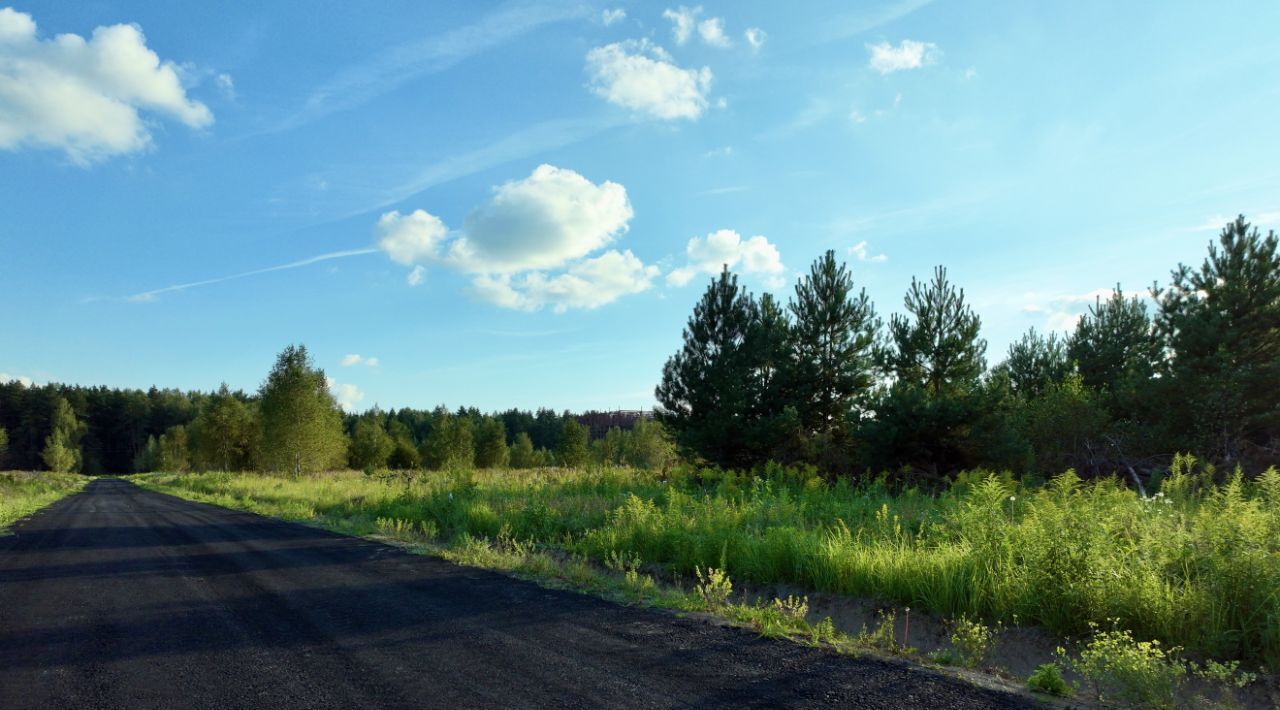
[1069,626,1186,708]
[949,616,995,668]
[1027,662,1070,697]
[694,566,733,609]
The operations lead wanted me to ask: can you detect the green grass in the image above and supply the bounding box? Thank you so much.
[0,471,86,531]
[135,457,1280,668]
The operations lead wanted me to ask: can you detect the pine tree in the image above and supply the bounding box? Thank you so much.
[475,416,509,468]
[257,345,347,475]
[655,267,761,468]
[1002,328,1070,398]
[871,267,988,474]
[788,250,879,439]
[886,266,986,393]
[556,418,589,468]
[41,396,84,473]
[1068,287,1161,407]
[1154,215,1280,466]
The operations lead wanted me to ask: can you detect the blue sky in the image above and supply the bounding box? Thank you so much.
[2,0,1278,412]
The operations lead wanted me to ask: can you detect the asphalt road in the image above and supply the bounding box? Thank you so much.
[0,478,1034,709]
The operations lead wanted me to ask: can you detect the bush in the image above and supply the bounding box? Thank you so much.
[949,616,994,668]
[1027,662,1070,697]
[1069,626,1186,708]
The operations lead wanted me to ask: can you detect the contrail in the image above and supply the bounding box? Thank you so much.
[125,247,378,302]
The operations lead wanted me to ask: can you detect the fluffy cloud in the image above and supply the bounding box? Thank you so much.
[744,27,767,50]
[667,229,785,287]
[449,164,632,273]
[1022,287,1119,332]
[376,209,449,265]
[662,6,732,48]
[374,165,657,312]
[849,240,887,263]
[341,354,379,367]
[326,377,365,412]
[697,17,731,48]
[0,371,35,387]
[662,7,697,45]
[0,7,212,164]
[471,249,658,313]
[585,39,712,120]
[406,265,425,286]
[601,8,626,26]
[866,39,940,74]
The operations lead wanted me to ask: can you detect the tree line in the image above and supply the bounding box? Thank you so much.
[0,345,674,474]
[658,215,1280,482]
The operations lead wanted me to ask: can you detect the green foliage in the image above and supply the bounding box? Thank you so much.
[190,384,254,471]
[1068,625,1186,708]
[1154,215,1280,467]
[474,417,509,469]
[349,414,393,471]
[0,426,8,468]
[508,431,536,468]
[0,472,85,531]
[1003,328,1070,398]
[156,425,190,472]
[1020,373,1111,474]
[656,267,778,468]
[885,265,987,396]
[556,418,589,468]
[422,412,474,469]
[1026,662,1070,697]
[787,249,879,440]
[257,345,347,474]
[138,464,1280,666]
[949,616,995,668]
[694,566,733,609]
[1068,286,1161,416]
[41,396,83,473]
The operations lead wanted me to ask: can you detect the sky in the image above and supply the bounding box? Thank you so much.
[2,1,1278,413]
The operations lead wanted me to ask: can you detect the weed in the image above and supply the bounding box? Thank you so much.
[1068,624,1186,708]
[694,566,733,609]
[949,616,995,668]
[1027,662,1070,697]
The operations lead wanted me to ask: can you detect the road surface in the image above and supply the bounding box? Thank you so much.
[0,478,1033,709]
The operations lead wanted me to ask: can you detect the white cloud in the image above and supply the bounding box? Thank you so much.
[375,165,656,311]
[866,39,940,74]
[1022,288,1123,333]
[214,72,234,98]
[448,164,632,273]
[585,39,712,120]
[667,229,785,287]
[0,371,35,387]
[601,8,626,26]
[849,240,887,263]
[697,17,731,48]
[662,6,731,48]
[662,6,698,45]
[375,209,449,265]
[341,354,379,367]
[1185,211,1280,232]
[326,377,365,412]
[0,7,212,164]
[744,27,767,50]
[407,265,425,286]
[471,249,658,313]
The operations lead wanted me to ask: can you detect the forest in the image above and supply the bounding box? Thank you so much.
[1,215,1277,489]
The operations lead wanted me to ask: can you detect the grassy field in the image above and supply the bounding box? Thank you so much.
[0,472,86,531]
[136,458,1280,674]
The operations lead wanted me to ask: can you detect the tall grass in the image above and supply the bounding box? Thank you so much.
[0,471,86,530]
[138,457,1280,666]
